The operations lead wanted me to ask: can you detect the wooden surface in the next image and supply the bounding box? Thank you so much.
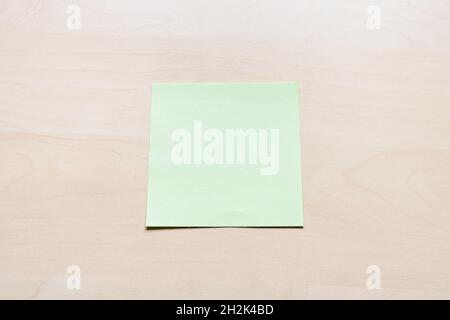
[1,0,449,299]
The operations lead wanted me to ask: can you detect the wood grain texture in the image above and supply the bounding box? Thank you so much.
[0,0,449,299]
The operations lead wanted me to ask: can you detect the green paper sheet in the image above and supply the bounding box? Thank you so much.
[146,82,303,227]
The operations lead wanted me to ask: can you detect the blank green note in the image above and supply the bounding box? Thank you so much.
[146,82,303,227]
